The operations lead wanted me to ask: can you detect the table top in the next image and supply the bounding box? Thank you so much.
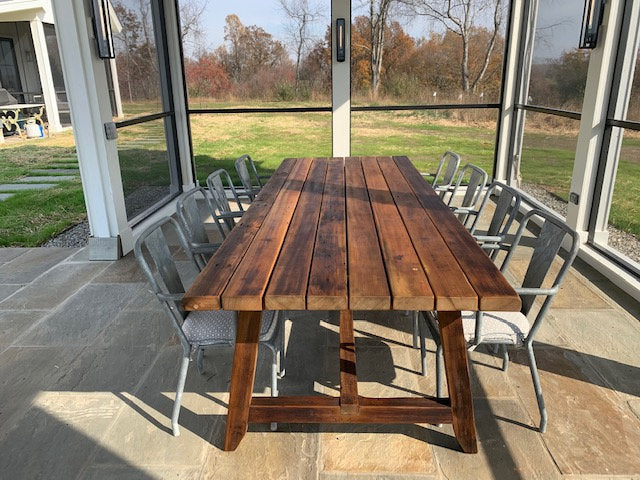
[183,156,521,313]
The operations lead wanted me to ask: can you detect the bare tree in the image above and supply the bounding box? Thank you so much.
[278,0,322,94]
[367,0,394,98]
[401,0,504,94]
[179,0,207,56]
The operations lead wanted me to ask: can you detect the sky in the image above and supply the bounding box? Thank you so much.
[186,0,586,61]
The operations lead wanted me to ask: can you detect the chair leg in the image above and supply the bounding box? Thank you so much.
[436,343,444,399]
[278,320,286,379]
[501,344,509,372]
[270,345,279,432]
[417,313,427,376]
[412,311,419,348]
[526,342,547,433]
[172,355,190,436]
[196,347,205,374]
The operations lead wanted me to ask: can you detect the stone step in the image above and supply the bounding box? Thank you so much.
[0,193,15,201]
[30,169,79,175]
[0,183,55,191]
[17,176,76,183]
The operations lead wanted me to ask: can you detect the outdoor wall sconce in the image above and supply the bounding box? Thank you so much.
[336,18,346,62]
[91,0,115,59]
[579,0,605,49]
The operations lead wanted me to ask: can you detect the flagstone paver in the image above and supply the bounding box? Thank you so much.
[0,183,56,191]
[0,193,14,201]
[17,175,77,182]
[30,169,79,175]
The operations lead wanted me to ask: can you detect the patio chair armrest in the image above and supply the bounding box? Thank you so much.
[473,235,503,243]
[190,242,221,254]
[218,211,244,219]
[157,292,184,302]
[451,207,478,216]
[435,185,454,192]
[514,286,559,297]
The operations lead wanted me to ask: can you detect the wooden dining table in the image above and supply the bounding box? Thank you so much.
[182,156,521,453]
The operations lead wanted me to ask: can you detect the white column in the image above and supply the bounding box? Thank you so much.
[162,0,195,188]
[331,0,350,157]
[493,0,528,182]
[567,0,626,240]
[30,17,62,132]
[589,0,640,244]
[51,0,131,259]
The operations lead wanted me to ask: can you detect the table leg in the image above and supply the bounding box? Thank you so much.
[224,310,262,451]
[438,310,478,453]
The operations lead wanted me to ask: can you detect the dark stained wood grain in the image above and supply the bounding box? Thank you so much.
[339,310,359,415]
[394,155,521,311]
[249,396,453,424]
[182,158,296,310]
[222,158,313,311]
[264,159,328,310]
[377,157,478,311]
[224,311,262,451]
[361,157,435,311]
[344,158,390,310]
[438,310,478,453]
[307,159,348,310]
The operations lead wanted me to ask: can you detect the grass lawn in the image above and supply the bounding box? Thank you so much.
[1,103,639,246]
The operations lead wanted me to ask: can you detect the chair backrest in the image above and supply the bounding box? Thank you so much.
[235,154,262,193]
[432,151,461,188]
[176,187,225,268]
[469,182,522,240]
[500,209,580,323]
[447,164,488,209]
[206,168,243,214]
[134,217,196,348]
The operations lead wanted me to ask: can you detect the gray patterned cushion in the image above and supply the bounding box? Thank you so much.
[182,310,276,344]
[428,310,530,345]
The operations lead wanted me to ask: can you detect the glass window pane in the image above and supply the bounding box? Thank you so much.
[117,119,176,221]
[181,2,331,109]
[112,0,163,117]
[594,127,640,266]
[191,112,332,185]
[351,2,508,106]
[351,109,497,175]
[518,112,580,216]
[527,0,590,111]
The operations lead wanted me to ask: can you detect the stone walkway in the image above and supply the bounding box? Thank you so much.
[0,157,79,201]
[0,239,639,479]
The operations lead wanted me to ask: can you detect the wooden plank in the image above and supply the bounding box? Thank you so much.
[344,158,390,310]
[361,157,434,311]
[183,158,296,310]
[394,156,521,311]
[339,310,359,415]
[264,159,328,310]
[377,157,478,311]
[221,158,313,310]
[438,311,478,453]
[249,395,453,424]
[307,159,348,310]
[224,311,262,451]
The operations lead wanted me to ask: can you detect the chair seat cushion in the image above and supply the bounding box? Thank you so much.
[428,310,530,344]
[182,310,276,344]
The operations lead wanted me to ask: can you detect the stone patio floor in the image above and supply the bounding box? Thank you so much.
[0,240,639,479]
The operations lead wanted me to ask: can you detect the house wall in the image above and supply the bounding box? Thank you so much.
[0,21,41,97]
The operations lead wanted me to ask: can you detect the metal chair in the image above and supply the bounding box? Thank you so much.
[445,164,489,226]
[418,208,580,432]
[466,182,522,258]
[134,217,286,436]
[206,168,244,233]
[176,187,222,271]
[234,154,268,201]
[422,151,461,198]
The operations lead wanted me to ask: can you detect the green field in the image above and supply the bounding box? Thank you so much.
[0,106,639,246]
